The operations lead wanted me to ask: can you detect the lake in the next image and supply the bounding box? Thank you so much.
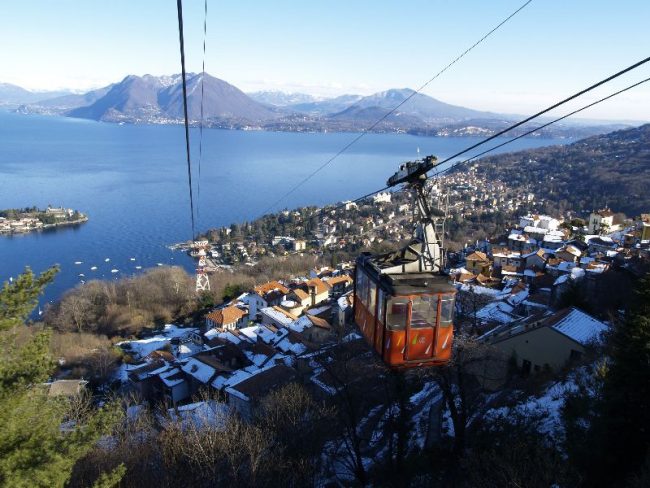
[0,109,569,308]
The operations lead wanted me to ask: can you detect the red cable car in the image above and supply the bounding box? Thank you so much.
[353,156,456,369]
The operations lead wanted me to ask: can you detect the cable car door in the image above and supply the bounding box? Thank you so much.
[405,295,437,361]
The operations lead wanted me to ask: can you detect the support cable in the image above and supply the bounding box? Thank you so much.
[176,0,196,240]
[435,56,650,167]
[260,0,535,215]
[197,0,208,223]
[433,75,650,178]
[316,72,650,218]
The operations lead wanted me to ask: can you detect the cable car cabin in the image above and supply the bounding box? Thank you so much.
[354,253,456,369]
[353,154,455,369]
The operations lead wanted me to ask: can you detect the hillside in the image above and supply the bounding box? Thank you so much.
[457,123,650,216]
[332,88,502,124]
[0,82,71,106]
[67,73,280,123]
[10,76,635,139]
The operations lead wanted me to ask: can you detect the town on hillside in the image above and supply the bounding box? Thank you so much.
[109,191,650,426]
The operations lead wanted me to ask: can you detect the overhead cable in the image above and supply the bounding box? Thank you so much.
[176,0,196,240]
[260,0,535,215]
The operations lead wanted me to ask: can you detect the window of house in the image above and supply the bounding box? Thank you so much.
[570,349,582,361]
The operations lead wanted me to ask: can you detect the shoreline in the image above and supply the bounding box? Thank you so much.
[0,215,88,236]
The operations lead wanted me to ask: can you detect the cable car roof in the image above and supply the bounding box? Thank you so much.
[357,252,455,296]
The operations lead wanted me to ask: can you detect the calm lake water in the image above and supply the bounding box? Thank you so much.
[0,110,569,308]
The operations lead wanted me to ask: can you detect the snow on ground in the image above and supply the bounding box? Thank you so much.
[117,324,197,360]
[483,373,582,440]
[409,381,443,450]
[163,400,230,430]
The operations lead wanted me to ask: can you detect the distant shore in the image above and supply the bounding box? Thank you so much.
[0,207,88,236]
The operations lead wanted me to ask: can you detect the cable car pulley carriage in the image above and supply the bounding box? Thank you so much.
[353,155,456,369]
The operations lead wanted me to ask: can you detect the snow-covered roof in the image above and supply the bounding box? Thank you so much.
[550,308,607,345]
[476,301,517,325]
[458,283,501,297]
[159,367,185,387]
[181,357,216,384]
[524,225,549,235]
[275,337,308,355]
[288,315,312,333]
[260,306,295,327]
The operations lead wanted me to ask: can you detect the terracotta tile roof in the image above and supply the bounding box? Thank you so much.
[456,271,476,283]
[308,315,331,330]
[291,288,310,301]
[476,273,492,284]
[254,281,290,296]
[307,277,329,295]
[466,251,489,262]
[206,305,247,326]
[145,350,175,362]
[326,275,353,287]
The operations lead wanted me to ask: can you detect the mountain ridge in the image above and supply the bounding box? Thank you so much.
[8,74,638,138]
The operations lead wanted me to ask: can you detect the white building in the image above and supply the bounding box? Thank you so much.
[588,209,615,234]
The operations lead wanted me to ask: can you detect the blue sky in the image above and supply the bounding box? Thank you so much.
[2,0,649,120]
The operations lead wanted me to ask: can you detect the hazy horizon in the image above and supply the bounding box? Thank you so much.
[2,1,649,120]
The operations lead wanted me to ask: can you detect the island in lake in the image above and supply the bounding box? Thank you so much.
[0,206,88,234]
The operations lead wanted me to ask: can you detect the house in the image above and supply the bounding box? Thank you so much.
[260,306,297,328]
[336,293,354,329]
[587,236,618,254]
[47,379,88,397]
[507,232,537,253]
[205,305,248,331]
[588,208,615,234]
[523,248,548,270]
[325,275,353,297]
[288,287,311,308]
[491,248,522,271]
[297,315,334,344]
[465,251,491,276]
[226,364,298,421]
[240,281,290,319]
[128,359,172,400]
[306,278,329,306]
[293,239,306,252]
[484,307,607,374]
[556,244,582,263]
[158,367,190,405]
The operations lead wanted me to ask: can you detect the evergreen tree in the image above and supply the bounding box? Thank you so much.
[0,267,122,487]
[582,274,650,486]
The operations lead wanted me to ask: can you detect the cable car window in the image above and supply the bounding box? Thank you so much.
[368,280,377,315]
[410,295,437,328]
[440,295,455,326]
[356,270,367,306]
[386,298,408,331]
[377,289,386,324]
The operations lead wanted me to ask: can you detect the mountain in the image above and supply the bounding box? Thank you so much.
[17,85,114,114]
[0,83,72,106]
[331,88,502,124]
[459,123,650,216]
[288,94,364,115]
[247,91,320,107]
[68,74,280,123]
